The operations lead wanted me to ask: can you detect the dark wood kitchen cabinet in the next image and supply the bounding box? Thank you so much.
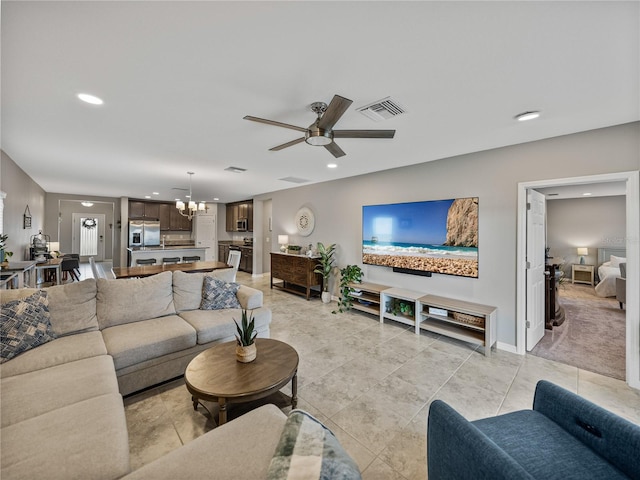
[159,203,172,231]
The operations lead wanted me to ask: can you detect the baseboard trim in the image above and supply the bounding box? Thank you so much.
[497,341,519,355]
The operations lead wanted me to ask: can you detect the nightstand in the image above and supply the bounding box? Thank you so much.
[572,264,595,286]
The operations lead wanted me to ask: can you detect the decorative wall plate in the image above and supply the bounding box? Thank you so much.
[295,207,315,236]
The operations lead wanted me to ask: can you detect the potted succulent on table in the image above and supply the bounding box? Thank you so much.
[313,242,336,304]
[333,265,363,314]
[234,310,257,363]
[0,234,14,267]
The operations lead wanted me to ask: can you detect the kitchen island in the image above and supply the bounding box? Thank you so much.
[127,246,208,266]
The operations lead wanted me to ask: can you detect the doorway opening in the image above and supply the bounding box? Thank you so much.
[517,171,639,389]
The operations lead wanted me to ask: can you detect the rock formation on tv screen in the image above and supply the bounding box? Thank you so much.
[444,197,478,247]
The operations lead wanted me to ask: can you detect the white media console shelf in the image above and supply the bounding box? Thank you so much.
[349,282,497,356]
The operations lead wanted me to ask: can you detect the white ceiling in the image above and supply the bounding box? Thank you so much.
[2,1,638,204]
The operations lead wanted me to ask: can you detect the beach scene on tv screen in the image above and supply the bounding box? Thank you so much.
[362,197,478,278]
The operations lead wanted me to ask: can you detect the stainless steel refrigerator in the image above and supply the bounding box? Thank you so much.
[128,220,160,247]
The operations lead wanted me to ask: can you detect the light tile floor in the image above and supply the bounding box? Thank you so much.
[124,272,640,479]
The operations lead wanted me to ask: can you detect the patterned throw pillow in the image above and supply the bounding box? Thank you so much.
[200,276,241,310]
[1,290,57,363]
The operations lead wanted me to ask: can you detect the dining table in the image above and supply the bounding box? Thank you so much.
[111,260,230,279]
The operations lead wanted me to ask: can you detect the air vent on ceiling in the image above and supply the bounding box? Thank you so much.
[225,166,247,173]
[279,176,309,184]
[357,97,406,122]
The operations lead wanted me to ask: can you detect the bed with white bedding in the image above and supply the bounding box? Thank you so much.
[595,247,626,298]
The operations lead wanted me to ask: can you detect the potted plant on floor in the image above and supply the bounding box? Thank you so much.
[313,242,336,304]
[0,234,14,267]
[234,310,257,363]
[333,264,363,314]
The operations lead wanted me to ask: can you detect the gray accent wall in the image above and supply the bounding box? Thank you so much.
[255,122,640,349]
[547,196,626,279]
[1,151,46,259]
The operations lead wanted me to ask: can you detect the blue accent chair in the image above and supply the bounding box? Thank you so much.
[427,380,640,479]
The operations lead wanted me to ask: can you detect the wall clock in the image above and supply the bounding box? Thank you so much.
[295,207,315,236]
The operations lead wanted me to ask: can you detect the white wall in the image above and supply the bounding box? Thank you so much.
[256,122,640,349]
[547,196,626,278]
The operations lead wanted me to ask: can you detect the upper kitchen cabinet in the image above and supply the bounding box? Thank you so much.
[225,200,254,232]
[131,200,191,231]
[170,206,192,231]
[129,200,160,219]
[159,203,172,231]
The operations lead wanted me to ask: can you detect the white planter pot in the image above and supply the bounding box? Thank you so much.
[321,292,331,304]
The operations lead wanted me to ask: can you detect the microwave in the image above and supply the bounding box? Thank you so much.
[236,218,248,231]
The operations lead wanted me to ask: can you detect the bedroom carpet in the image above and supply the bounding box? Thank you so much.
[530,283,625,380]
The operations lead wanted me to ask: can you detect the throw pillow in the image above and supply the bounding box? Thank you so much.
[200,276,241,310]
[610,255,626,268]
[267,409,362,480]
[1,290,57,363]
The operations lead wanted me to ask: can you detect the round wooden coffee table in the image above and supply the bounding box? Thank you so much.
[184,338,298,425]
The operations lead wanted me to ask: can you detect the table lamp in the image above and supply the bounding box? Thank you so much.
[278,235,289,253]
[577,247,588,264]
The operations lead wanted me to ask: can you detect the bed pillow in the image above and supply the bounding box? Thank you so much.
[1,291,57,363]
[200,276,241,310]
[610,255,626,268]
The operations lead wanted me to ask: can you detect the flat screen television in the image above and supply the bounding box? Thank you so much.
[362,197,478,278]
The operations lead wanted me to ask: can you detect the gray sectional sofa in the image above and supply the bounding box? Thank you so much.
[0,270,274,480]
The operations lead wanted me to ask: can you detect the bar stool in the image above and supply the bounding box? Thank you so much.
[182,256,200,263]
[136,258,156,265]
[162,257,180,265]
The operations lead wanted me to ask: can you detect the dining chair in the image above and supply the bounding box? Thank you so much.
[136,258,156,265]
[61,256,80,281]
[227,250,241,282]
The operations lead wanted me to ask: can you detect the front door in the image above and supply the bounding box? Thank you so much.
[72,213,106,262]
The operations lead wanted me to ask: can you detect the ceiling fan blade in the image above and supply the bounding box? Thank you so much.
[269,137,306,151]
[324,142,346,158]
[333,130,396,139]
[243,115,307,133]
[317,95,353,130]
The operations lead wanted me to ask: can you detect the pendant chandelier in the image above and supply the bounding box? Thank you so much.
[175,172,205,221]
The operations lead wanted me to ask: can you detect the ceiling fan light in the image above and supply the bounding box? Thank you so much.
[305,128,333,146]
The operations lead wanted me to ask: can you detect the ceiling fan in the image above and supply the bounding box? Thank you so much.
[243,94,395,158]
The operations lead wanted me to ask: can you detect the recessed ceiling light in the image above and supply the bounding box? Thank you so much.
[583,192,592,196]
[77,93,104,105]
[144,196,151,199]
[515,111,541,122]
[152,192,159,195]
[213,197,219,201]
[327,163,338,169]
[81,201,94,207]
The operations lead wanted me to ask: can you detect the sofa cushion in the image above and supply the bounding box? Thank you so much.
[1,355,119,427]
[0,331,107,378]
[172,270,236,312]
[473,410,629,479]
[0,279,99,336]
[0,393,130,480]
[1,291,56,363]
[121,404,286,480]
[267,409,361,479]
[97,271,176,329]
[200,276,241,310]
[179,306,271,345]
[101,315,196,370]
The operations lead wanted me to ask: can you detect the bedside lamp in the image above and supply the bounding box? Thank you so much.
[577,247,588,264]
[278,235,289,253]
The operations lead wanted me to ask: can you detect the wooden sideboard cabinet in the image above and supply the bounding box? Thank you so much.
[270,252,322,300]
